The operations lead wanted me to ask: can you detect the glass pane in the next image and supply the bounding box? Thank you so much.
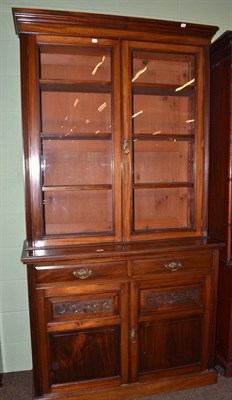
[40,45,111,81]
[42,140,112,186]
[44,190,113,235]
[133,94,195,135]
[134,140,194,183]
[41,92,111,135]
[134,187,194,231]
[132,51,195,86]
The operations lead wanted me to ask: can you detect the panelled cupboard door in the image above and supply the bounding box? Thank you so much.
[130,275,212,382]
[21,34,122,246]
[36,281,129,394]
[122,41,205,241]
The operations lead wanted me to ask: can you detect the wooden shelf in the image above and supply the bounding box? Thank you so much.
[40,80,112,93]
[132,83,195,96]
[42,184,112,191]
[133,133,194,140]
[133,182,194,189]
[41,132,112,139]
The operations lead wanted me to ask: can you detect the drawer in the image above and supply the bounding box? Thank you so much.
[46,290,121,323]
[132,251,213,277]
[35,261,128,284]
[139,282,204,313]
[37,281,128,324]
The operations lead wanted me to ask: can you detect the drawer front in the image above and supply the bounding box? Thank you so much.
[139,282,204,313]
[132,251,213,277]
[44,288,121,323]
[35,261,127,284]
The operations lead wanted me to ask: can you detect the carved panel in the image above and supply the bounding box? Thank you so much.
[145,287,200,308]
[53,298,114,317]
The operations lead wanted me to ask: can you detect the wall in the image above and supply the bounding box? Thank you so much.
[0,0,232,373]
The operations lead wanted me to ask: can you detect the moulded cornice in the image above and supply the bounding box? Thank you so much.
[12,7,218,46]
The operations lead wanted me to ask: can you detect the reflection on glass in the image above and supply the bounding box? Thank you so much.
[40,45,111,81]
[134,187,194,231]
[41,92,111,134]
[42,140,112,186]
[175,78,195,92]
[133,95,195,135]
[134,140,194,183]
[132,64,148,82]
[44,190,113,235]
[92,55,106,76]
[132,51,195,86]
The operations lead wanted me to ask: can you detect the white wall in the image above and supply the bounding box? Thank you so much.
[0,0,232,373]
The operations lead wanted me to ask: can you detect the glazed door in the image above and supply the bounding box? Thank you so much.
[122,41,205,241]
[36,281,129,395]
[130,275,211,382]
[25,35,122,246]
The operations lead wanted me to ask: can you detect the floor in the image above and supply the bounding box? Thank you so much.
[0,370,232,399]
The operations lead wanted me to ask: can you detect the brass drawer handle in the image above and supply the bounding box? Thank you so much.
[164,261,183,272]
[73,268,93,279]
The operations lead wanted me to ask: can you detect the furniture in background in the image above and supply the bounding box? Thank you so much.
[0,337,3,386]
[209,31,232,378]
[13,8,221,399]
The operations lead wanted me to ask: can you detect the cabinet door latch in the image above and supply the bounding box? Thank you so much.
[123,139,130,155]
[130,328,136,344]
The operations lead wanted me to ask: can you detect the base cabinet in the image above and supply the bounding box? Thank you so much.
[26,243,220,399]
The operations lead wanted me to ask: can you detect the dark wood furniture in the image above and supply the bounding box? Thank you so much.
[0,346,2,386]
[209,31,232,377]
[13,8,221,399]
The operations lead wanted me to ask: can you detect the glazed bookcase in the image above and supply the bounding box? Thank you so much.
[13,8,221,400]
